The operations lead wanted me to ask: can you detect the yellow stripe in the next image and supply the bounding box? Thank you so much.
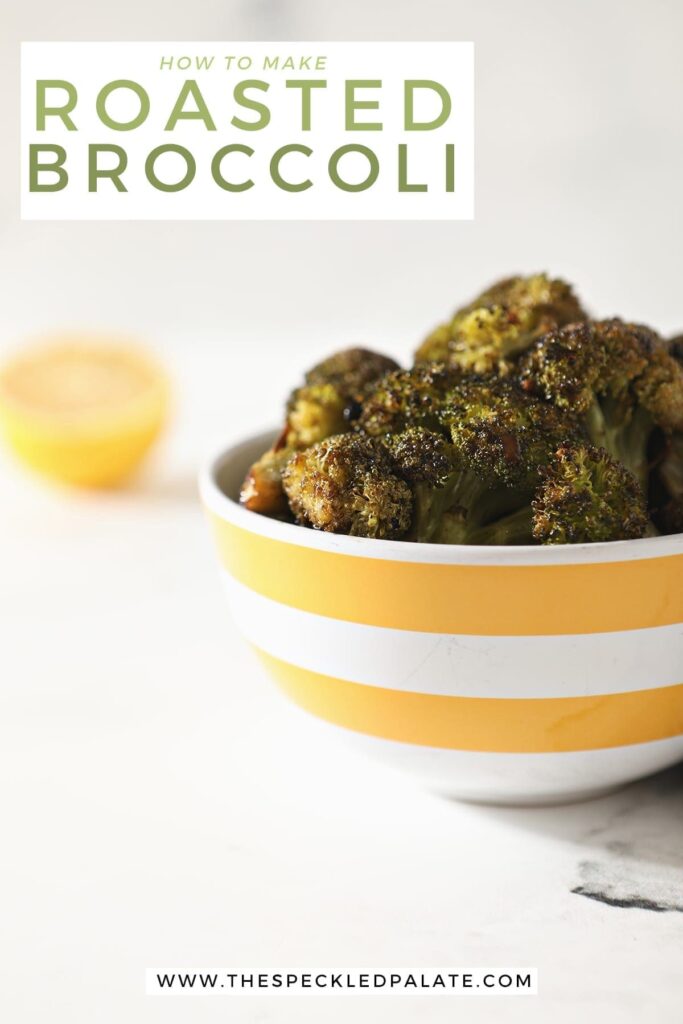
[210,518,683,636]
[257,650,683,753]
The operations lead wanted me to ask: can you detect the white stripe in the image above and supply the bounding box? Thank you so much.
[223,574,683,699]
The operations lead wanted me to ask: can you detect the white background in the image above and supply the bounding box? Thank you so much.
[1,1,683,1022]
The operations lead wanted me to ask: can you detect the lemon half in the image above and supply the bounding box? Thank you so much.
[0,336,169,487]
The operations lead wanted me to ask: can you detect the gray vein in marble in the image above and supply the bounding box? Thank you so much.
[572,858,683,913]
[469,762,683,915]
[567,765,683,913]
[571,884,683,913]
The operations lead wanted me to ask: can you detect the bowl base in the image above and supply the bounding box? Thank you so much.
[438,782,626,808]
[323,723,683,809]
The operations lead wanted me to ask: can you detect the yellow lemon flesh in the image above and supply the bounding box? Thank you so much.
[0,337,169,487]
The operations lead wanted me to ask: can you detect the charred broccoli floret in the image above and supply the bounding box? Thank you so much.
[286,347,401,446]
[239,439,293,517]
[285,382,348,448]
[380,427,454,485]
[284,347,402,445]
[416,273,586,374]
[282,433,413,538]
[394,379,579,543]
[241,347,398,514]
[519,319,683,489]
[463,274,587,325]
[474,442,651,545]
[633,342,683,433]
[303,347,400,402]
[531,443,649,544]
[444,377,580,486]
[358,363,462,437]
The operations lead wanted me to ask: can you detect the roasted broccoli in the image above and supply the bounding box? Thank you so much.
[358,373,580,543]
[415,273,586,374]
[519,319,683,489]
[471,442,650,545]
[240,347,399,513]
[285,382,348,448]
[282,433,413,538]
[358,363,462,437]
[239,439,293,517]
[239,274,683,544]
[284,347,402,446]
[531,443,649,544]
[399,378,580,543]
[280,420,530,544]
[380,426,454,486]
[303,347,400,402]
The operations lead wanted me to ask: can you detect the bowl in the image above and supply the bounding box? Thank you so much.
[200,430,683,806]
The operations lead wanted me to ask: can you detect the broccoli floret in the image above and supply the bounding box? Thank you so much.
[472,443,650,546]
[285,382,348,447]
[241,347,398,515]
[519,319,683,489]
[386,424,519,541]
[379,426,489,541]
[443,377,580,487]
[286,347,401,446]
[416,273,586,374]
[380,427,454,485]
[241,393,349,517]
[464,274,587,325]
[383,379,579,543]
[282,433,413,538]
[304,347,400,403]
[358,363,462,437]
[239,440,293,516]
[633,343,683,434]
[531,443,649,544]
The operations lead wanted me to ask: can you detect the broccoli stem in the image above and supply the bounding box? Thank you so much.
[466,505,534,545]
[412,470,531,544]
[584,398,652,491]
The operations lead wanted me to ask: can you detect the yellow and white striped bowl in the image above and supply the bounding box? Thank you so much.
[200,431,683,805]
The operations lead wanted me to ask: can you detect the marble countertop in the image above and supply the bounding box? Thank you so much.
[1,356,682,1023]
